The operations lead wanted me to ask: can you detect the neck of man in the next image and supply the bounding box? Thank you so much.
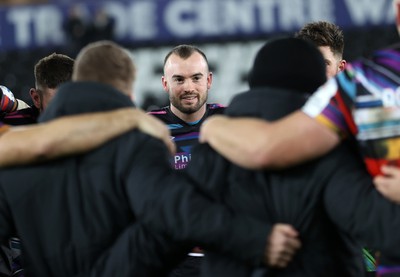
[171,104,207,124]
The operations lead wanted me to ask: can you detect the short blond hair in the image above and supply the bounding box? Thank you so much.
[73,40,136,96]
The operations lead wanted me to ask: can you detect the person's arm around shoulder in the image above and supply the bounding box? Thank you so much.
[0,108,175,167]
[200,111,339,169]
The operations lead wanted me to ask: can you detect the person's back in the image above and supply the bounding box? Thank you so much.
[0,41,275,277]
[184,38,367,276]
[195,3,400,275]
[187,89,366,277]
[0,41,187,277]
[0,81,163,276]
[0,42,190,276]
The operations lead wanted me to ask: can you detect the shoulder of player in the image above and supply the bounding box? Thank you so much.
[207,103,226,114]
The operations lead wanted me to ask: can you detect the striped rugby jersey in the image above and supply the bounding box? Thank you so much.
[302,44,400,177]
[149,103,225,170]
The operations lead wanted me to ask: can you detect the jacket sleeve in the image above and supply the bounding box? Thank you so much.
[0,186,13,245]
[323,144,400,261]
[83,223,189,277]
[121,134,270,266]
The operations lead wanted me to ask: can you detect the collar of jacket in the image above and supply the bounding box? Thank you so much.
[39,81,135,123]
[226,86,311,121]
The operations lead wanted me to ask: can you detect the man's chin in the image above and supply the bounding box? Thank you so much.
[178,106,199,115]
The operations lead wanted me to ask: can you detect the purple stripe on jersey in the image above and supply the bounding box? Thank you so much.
[174,132,200,141]
[209,103,226,109]
[376,265,400,275]
[321,104,349,133]
[3,114,32,119]
[378,59,400,72]
[363,70,395,88]
[148,110,167,115]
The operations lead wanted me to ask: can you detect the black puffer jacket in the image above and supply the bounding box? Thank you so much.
[185,87,399,277]
[0,82,270,277]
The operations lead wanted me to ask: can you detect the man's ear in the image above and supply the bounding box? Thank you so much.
[161,76,169,93]
[207,72,213,90]
[338,60,347,72]
[29,88,41,109]
[395,0,400,35]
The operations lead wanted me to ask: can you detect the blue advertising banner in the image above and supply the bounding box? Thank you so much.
[0,0,395,51]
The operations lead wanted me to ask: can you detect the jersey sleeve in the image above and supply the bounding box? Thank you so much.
[302,77,354,139]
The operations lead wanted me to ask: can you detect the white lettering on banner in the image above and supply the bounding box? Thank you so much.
[165,0,323,38]
[34,6,64,46]
[198,0,220,36]
[257,0,278,31]
[0,0,393,49]
[220,0,256,34]
[344,0,393,25]
[164,0,196,37]
[107,0,330,40]
[165,0,259,37]
[308,0,334,22]
[7,8,32,47]
[128,1,157,39]
[7,6,63,47]
[280,0,307,29]
[104,1,157,40]
[257,0,334,32]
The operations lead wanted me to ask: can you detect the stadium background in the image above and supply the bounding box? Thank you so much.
[0,0,397,109]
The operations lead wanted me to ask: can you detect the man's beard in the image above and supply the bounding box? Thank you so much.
[170,92,208,114]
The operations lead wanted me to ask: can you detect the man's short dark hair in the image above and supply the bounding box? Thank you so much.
[295,21,344,58]
[34,53,74,90]
[163,44,209,71]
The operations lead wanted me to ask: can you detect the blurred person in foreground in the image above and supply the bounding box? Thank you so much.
[296,20,376,274]
[0,40,297,277]
[185,36,400,276]
[0,55,175,276]
[199,0,400,276]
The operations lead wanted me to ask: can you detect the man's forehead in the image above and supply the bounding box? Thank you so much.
[166,52,206,66]
[164,53,208,74]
